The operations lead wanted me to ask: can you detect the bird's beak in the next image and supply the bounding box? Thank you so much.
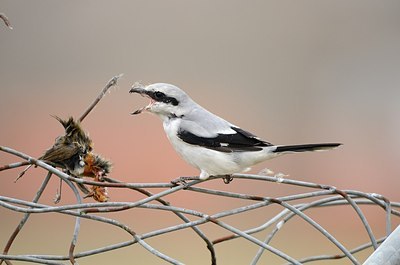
[130,84,152,115]
[129,85,146,95]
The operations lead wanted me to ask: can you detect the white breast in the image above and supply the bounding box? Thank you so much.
[162,117,282,180]
[162,118,259,177]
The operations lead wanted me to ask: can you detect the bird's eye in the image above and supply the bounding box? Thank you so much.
[153,91,165,99]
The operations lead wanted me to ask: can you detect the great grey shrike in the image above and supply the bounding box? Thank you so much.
[129,83,340,183]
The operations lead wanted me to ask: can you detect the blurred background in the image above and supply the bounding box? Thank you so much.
[1,1,400,264]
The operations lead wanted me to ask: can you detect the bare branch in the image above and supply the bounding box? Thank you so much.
[79,74,123,123]
[0,173,52,265]
[0,161,30,172]
[62,178,82,265]
[0,13,12,30]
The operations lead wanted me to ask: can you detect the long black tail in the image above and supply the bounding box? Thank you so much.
[273,143,341,153]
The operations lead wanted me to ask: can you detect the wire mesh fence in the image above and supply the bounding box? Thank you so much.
[1,75,399,264]
[1,144,399,265]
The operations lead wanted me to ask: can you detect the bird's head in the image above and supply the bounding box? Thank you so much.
[129,83,191,120]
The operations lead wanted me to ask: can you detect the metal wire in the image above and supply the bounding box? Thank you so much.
[1,146,399,265]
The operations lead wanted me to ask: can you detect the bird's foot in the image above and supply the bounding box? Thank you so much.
[171,176,200,188]
[222,175,233,184]
[53,178,63,204]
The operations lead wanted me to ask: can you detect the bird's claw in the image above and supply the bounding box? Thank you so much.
[53,192,62,204]
[222,175,233,184]
[170,176,200,188]
[171,177,190,188]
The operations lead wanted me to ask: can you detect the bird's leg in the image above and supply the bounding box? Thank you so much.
[76,182,91,194]
[221,175,233,184]
[170,176,200,187]
[54,178,63,204]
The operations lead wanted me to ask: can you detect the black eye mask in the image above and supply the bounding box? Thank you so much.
[149,91,179,106]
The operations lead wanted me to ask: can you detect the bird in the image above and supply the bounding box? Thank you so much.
[129,83,341,183]
[40,116,93,176]
[16,116,113,202]
[16,116,93,182]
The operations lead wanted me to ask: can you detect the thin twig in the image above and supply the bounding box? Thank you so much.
[104,177,217,265]
[0,193,298,263]
[63,178,82,265]
[329,187,378,249]
[0,147,184,264]
[216,196,390,246]
[290,237,386,264]
[0,197,187,264]
[0,255,61,265]
[0,197,206,217]
[271,199,360,264]
[251,196,357,265]
[78,74,123,123]
[10,74,122,182]
[0,161,30,172]
[0,13,12,30]
[0,173,52,265]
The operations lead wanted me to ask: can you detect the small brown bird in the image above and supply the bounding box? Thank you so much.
[16,116,93,182]
[40,116,93,176]
[17,116,113,202]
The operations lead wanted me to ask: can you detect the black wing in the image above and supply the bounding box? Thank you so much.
[177,126,273,153]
